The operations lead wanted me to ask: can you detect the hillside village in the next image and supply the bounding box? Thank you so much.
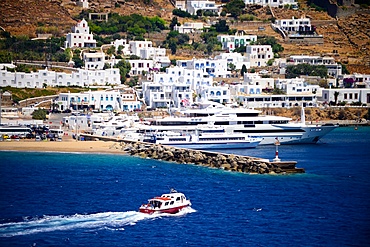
[0,0,370,125]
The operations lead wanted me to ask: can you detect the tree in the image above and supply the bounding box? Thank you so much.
[224,0,245,18]
[114,60,131,84]
[32,108,47,120]
[286,64,328,78]
[169,17,179,31]
[334,91,340,105]
[213,20,229,33]
[169,39,177,55]
[241,64,247,76]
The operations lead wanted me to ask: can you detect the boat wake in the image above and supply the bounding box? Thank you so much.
[0,207,196,237]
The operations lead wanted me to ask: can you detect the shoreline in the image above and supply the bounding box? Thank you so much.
[0,140,125,154]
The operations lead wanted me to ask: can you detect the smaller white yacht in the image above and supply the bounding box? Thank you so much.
[142,124,262,150]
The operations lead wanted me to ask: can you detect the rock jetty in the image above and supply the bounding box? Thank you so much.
[112,141,305,174]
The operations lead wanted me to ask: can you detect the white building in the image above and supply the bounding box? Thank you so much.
[77,0,89,8]
[128,59,155,76]
[176,58,230,78]
[286,55,342,78]
[244,0,297,7]
[83,52,105,70]
[229,72,273,96]
[174,22,205,34]
[142,79,193,109]
[274,16,312,33]
[198,85,231,104]
[214,52,250,70]
[175,1,186,10]
[111,39,130,55]
[129,40,170,68]
[0,67,120,88]
[217,31,257,52]
[320,88,370,105]
[142,66,224,109]
[139,47,171,67]
[246,45,274,67]
[275,77,320,95]
[55,88,142,112]
[129,40,153,57]
[239,94,318,108]
[342,74,370,88]
[185,0,220,15]
[65,19,96,48]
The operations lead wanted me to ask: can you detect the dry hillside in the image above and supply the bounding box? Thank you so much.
[0,0,369,73]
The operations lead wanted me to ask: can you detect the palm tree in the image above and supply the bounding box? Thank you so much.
[334,91,340,105]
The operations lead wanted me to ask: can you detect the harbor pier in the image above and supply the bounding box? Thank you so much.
[81,134,305,174]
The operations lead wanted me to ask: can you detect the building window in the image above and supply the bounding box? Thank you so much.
[344,93,347,100]
[354,93,358,100]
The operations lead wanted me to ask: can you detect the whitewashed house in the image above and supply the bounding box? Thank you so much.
[214,52,250,70]
[65,19,96,48]
[198,85,231,104]
[142,80,193,109]
[320,88,370,105]
[275,77,320,95]
[111,39,130,55]
[244,0,297,7]
[217,31,257,52]
[342,74,370,88]
[175,1,186,10]
[229,72,273,97]
[55,89,142,112]
[174,22,205,34]
[185,0,220,15]
[128,59,155,76]
[246,45,274,67]
[129,40,153,57]
[77,0,89,8]
[274,16,311,33]
[286,55,342,78]
[139,47,171,68]
[83,52,105,70]
[142,66,222,109]
[176,58,230,78]
[0,67,120,88]
[129,40,170,68]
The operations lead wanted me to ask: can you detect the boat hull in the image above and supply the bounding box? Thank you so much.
[139,204,190,214]
[237,124,338,145]
[166,141,260,149]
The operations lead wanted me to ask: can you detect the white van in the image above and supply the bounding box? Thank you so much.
[49,129,64,138]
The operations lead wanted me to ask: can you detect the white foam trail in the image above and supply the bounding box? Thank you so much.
[0,208,196,237]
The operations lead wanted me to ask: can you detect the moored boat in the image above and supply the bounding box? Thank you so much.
[143,125,262,149]
[139,189,192,214]
[135,102,338,145]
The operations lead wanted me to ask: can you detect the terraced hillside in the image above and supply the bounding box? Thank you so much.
[0,0,369,73]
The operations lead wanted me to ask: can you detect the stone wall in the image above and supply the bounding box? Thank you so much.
[111,141,305,174]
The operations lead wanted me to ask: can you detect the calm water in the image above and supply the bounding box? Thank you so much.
[0,127,369,246]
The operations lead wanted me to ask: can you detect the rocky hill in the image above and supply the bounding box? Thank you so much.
[0,0,369,73]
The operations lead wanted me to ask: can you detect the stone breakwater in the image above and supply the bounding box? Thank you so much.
[111,141,305,174]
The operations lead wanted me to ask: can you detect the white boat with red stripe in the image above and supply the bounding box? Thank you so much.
[139,189,192,214]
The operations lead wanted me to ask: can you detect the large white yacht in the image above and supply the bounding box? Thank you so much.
[135,102,338,145]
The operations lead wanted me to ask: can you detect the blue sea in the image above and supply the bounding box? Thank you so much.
[0,127,369,246]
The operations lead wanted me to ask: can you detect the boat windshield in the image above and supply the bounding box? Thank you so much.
[150,200,162,209]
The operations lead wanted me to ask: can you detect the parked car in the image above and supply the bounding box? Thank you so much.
[26,133,35,139]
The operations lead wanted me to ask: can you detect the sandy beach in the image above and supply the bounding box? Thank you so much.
[0,139,125,154]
